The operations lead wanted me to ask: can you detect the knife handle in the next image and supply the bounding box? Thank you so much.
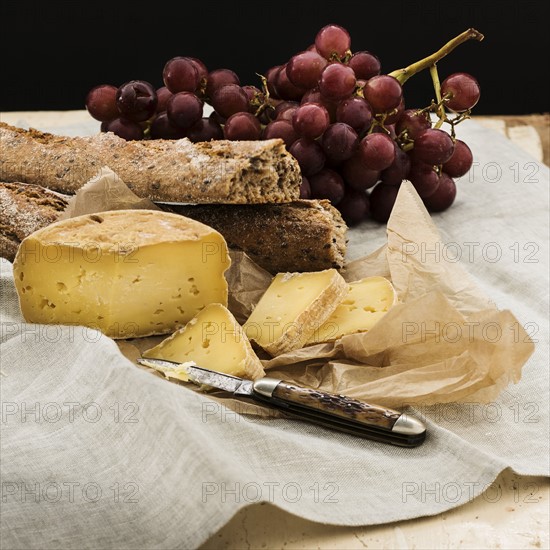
[253,378,401,430]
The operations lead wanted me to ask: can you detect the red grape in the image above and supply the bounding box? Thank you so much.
[163,57,200,94]
[265,65,281,98]
[380,144,411,186]
[362,75,403,114]
[319,64,356,101]
[205,69,240,98]
[441,73,480,112]
[186,118,224,142]
[442,139,473,177]
[300,176,311,199]
[413,129,455,165]
[150,112,186,140]
[224,112,262,140]
[369,183,400,223]
[275,101,299,121]
[358,133,395,170]
[289,138,326,176]
[287,51,328,89]
[242,85,263,113]
[337,187,370,225]
[348,51,381,80]
[336,97,373,135]
[384,97,405,125]
[189,58,208,82]
[408,163,441,197]
[309,169,345,205]
[211,84,249,118]
[86,85,118,122]
[105,118,144,141]
[166,92,203,129]
[116,80,157,122]
[301,88,322,104]
[341,155,380,191]
[321,123,359,164]
[301,89,338,121]
[155,86,173,113]
[396,109,431,139]
[423,172,456,211]
[262,120,299,148]
[315,24,351,59]
[292,103,330,139]
[274,65,306,101]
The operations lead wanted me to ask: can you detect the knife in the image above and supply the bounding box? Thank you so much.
[137,358,427,447]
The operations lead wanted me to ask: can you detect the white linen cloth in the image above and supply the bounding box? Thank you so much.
[0,119,548,549]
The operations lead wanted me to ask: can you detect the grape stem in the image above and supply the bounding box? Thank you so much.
[389,28,484,84]
[429,64,446,129]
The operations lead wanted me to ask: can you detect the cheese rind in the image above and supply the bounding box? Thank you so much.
[13,210,230,338]
[243,269,348,356]
[307,276,397,344]
[143,304,264,381]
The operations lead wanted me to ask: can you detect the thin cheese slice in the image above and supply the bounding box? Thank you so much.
[142,304,264,381]
[243,269,348,356]
[307,276,397,344]
[13,210,230,339]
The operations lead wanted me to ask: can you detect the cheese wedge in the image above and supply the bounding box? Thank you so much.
[243,269,348,356]
[142,304,264,381]
[307,276,397,344]
[13,210,230,338]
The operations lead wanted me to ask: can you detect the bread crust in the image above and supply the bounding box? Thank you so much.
[0,123,301,204]
[169,200,347,274]
[0,182,347,273]
[0,182,67,261]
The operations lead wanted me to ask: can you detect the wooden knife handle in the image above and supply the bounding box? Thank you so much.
[272,381,401,430]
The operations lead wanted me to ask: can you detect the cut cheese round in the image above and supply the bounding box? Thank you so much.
[143,303,264,381]
[307,276,397,344]
[13,210,230,339]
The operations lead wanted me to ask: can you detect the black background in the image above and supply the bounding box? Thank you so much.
[1,0,548,115]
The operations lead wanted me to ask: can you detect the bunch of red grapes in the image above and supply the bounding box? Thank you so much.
[86,24,480,225]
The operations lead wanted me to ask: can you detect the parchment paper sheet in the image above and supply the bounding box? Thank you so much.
[60,167,533,410]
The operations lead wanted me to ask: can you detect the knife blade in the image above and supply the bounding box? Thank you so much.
[138,357,426,447]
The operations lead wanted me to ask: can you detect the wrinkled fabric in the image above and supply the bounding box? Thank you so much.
[1,119,548,549]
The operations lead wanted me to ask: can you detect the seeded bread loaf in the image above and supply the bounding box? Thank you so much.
[0,182,347,273]
[0,123,301,204]
[0,182,68,261]
[169,200,347,274]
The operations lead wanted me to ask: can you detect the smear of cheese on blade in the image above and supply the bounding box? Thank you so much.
[140,359,197,383]
[13,210,230,338]
[243,269,348,356]
[143,304,264,381]
[307,276,397,344]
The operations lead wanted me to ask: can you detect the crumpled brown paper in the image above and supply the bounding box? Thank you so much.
[63,168,534,412]
[58,166,160,218]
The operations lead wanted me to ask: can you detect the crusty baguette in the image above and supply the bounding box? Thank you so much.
[0,182,68,261]
[168,200,347,274]
[0,123,300,204]
[0,182,347,273]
